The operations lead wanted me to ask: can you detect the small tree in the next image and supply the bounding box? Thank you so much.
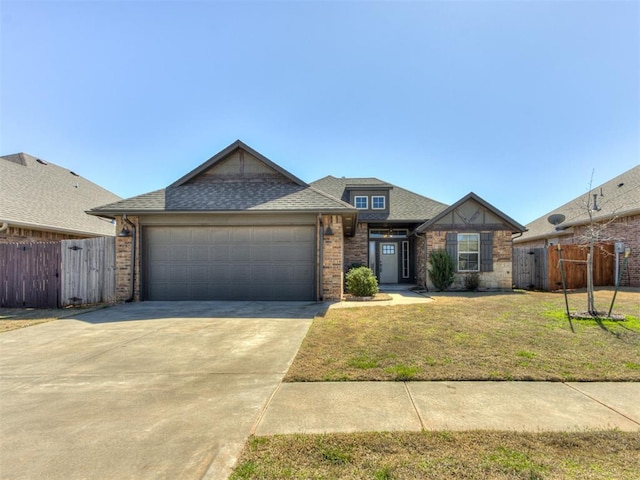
[428,249,455,291]
[345,266,379,297]
[564,169,623,316]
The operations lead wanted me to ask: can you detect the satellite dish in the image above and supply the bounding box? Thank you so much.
[547,213,566,226]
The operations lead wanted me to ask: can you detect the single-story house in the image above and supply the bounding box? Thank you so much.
[514,164,640,287]
[89,140,525,301]
[0,152,121,242]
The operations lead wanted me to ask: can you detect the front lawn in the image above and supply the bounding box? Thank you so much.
[231,431,640,480]
[286,289,640,382]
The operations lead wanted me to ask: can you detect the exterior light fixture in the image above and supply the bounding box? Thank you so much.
[324,225,334,236]
[117,226,131,237]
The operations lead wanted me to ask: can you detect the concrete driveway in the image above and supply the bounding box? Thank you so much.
[0,301,326,480]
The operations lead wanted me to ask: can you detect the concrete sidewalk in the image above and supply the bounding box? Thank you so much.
[255,381,640,435]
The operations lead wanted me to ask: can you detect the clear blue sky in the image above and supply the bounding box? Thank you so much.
[1,0,638,224]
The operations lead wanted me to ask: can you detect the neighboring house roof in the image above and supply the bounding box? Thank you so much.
[515,164,640,244]
[90,140,356,216]
[0,152,122,237]
[311,175,448,222]
[416,192,526,233]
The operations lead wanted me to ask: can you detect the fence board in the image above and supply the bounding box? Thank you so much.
[548,244,615,290]
[61,237,116,306]
[512,247,547,290]
[0,242,60,308]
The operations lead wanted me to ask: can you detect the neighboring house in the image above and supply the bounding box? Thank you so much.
[89,140,525,302]
[514,164,640,287]
[0,153,121,242]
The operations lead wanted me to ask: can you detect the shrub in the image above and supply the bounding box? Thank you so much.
[464,272,480,291]
[345,266,379,297]
[428,249,455,291]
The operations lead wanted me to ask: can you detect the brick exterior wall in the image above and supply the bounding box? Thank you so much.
[344,222,368,269]
[115,216,141,302]
[0,226,88,243]
[515,213,640,287]
[415,234,427,287]
[425,229,514,290]
[322,214,344,300]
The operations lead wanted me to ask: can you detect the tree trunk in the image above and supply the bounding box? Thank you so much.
[587,249,596,315]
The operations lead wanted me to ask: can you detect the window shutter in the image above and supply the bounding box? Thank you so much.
[445,233,457,271]
[480,232,493,272]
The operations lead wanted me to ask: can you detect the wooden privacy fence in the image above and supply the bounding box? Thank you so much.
[0,242,61,309]
[513,244,615,291]
[0,236,116,308]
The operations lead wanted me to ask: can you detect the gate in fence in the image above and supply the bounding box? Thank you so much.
[513,244,615,290]
[0,237,116,308]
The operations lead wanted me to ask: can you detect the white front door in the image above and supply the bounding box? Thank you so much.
[379,243,398,283]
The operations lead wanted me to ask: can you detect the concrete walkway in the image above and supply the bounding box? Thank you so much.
[255,381,640,435]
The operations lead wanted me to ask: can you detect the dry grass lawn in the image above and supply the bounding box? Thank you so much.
[286,289,640,382]
[231,431,640,480]
[0,306,103,332]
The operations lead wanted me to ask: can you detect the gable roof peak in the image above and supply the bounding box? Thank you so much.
[169,140,308,188]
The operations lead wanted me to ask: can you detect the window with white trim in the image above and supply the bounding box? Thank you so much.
[458,233,479,271]
[354,196,368,209]
[371,196,385,209]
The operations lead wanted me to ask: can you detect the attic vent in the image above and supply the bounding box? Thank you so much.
[36,158,48,165]
[70,171,79,177]
[618,182,624,187]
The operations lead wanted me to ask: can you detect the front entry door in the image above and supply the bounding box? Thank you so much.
[379,243,398,283]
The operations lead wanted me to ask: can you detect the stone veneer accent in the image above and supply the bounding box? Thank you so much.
[344,222,368,269]
[322,214,344,300]
[425,230,514,290]
[115,215,141,302]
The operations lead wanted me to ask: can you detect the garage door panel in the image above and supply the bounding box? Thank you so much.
[190,246,209,262]
[191,228,211,243]
[210,245,230,261]
[170,229,192,242]
[148,245,170,263]
[232,229,252,242]
[229,247,250,263]
[169,247,189,262]
[144,225,315,301]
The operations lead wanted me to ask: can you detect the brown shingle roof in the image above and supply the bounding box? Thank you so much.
[311,175,448,222]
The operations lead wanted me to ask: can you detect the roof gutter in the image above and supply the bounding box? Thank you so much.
[0,221,8,233]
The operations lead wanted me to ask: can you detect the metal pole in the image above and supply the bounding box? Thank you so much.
[608,248,630,318]
[557,244,573,332]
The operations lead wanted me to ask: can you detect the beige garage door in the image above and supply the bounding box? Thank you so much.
[143,226,316,301]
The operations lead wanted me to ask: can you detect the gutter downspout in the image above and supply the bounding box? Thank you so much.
[511,229,527,241]
[0,222,8,233]
[122,215,136,302]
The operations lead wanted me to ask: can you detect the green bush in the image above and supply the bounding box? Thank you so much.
[345,266,379,297]
[428,249,455,291]
[464,272,480,291]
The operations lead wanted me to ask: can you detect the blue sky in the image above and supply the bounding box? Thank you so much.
[1,0,638,224]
